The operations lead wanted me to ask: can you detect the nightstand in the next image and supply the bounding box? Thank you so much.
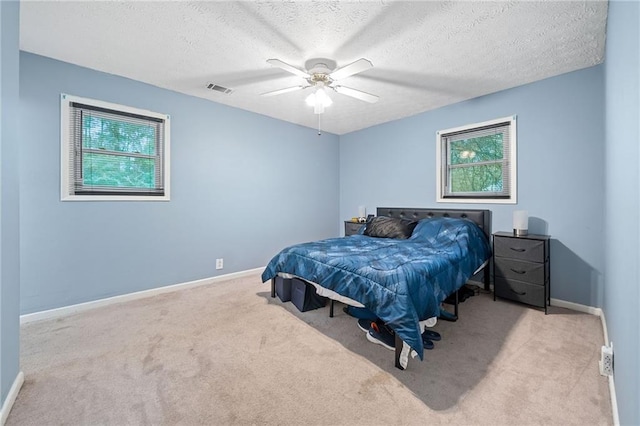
[492,231,550,314]
[344,221,363,236]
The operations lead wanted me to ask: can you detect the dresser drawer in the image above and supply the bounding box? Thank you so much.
[494,277,546,308]
[494,236,546,263]
[494,257,546,285]
[344,221,363,236]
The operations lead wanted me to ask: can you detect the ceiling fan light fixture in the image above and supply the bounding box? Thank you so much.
[305,87,332,114]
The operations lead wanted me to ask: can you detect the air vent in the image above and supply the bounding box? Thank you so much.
[206,83,234,95]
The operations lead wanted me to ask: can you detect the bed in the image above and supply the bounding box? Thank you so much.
[261,207,492,369]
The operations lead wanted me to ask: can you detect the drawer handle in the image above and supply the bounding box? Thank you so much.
[509,288,527,296]
[510,268,526,275]
[509,247,526,252]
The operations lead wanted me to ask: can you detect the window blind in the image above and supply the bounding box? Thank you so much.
[441,121,511,198]
[67,102,165,196]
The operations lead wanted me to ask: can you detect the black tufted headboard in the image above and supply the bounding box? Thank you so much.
[376,207,492,242]
[377,207,492,291]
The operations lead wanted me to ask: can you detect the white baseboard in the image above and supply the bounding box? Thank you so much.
[0,371,24,425]
[608,374,619,426]
[551,298,618,425]
[550,297,602,316]
[20,267,264,325]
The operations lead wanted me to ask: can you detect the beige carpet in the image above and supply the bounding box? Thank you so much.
[8,273,612,425]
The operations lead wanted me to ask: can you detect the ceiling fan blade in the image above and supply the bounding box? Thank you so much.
[333,86,379,103]
[329,58,373,81]
[260,86,307,97]
[266,59,310,79]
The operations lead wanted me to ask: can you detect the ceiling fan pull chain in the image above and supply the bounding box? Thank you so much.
[317,114,322,136]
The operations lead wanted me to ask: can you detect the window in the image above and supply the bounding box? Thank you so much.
[436,116,516,204]
[60,94,170,201]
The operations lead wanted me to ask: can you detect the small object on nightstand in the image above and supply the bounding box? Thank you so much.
[513,210,529,236]
[492,231,550,314]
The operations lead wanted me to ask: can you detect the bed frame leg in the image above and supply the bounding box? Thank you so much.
[484,264,491,291]
[454,289,459,318]
[330,300,334,317]
[270,278,275,298]
[394,334,405,370]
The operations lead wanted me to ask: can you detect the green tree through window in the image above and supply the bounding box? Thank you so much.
[449,134,503,193]
[82,115,156,189]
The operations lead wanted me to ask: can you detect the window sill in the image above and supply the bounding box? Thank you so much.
[61,195,170,202]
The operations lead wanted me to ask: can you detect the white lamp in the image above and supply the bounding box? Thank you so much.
[358,205,366,219]
[513,210,528,236]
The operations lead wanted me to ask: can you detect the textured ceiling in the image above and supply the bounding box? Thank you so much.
[20,1,608,135]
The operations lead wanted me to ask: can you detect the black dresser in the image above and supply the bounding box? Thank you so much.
[344,221,363,236]
[492,231,550,313]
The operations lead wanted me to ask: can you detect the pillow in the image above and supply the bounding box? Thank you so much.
[363,216,417,239]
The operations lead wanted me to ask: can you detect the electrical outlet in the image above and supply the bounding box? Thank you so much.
[216,258,223,270]
[599,343,614,376]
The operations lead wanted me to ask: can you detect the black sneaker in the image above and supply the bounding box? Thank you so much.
[357,319,373,333]
[438,309,457,322]
[423,337,434,350]
[422,329,441,341]
[366,321,395,350]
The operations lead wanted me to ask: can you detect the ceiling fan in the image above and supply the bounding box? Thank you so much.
[261,57,379,107]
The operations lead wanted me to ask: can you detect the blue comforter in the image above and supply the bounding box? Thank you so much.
[261,217,491,359]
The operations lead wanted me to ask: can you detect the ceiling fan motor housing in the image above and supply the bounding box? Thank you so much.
[305,58,336,87]
[305,58,336,74]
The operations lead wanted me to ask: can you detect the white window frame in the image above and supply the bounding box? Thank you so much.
[60,94,170,201]
[436,115,517,204]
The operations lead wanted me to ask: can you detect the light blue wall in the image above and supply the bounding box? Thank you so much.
[15,7,639,423]
[603,1,640,425]
[19,52,340,314]
[0,0,21,404]
[340,65,605,307]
